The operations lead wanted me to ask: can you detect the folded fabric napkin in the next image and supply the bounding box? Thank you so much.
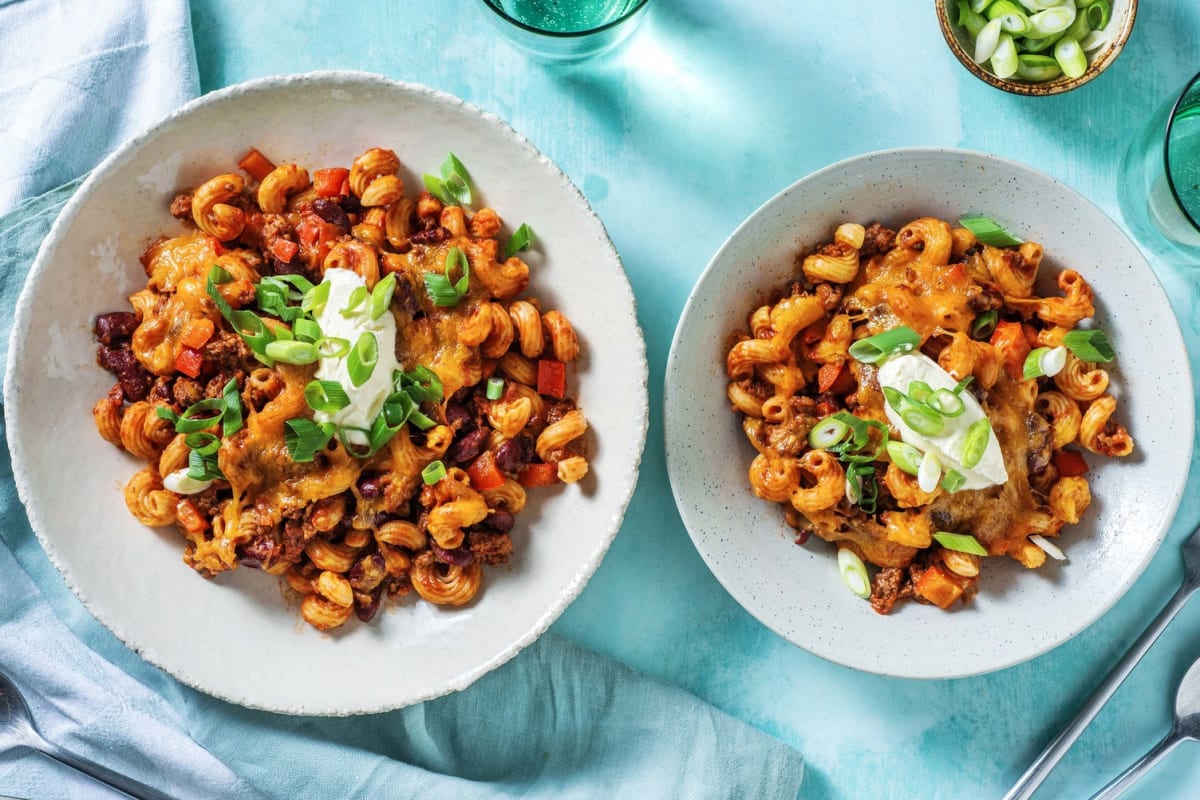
[0,2,806,798]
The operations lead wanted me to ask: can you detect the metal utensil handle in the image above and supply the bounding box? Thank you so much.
[28,727,175,800]
[1002,582,1195,800]
[1089,727,1186,800]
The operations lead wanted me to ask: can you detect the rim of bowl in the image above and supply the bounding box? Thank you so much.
[934,0,1138,96]
[477,0,651,38]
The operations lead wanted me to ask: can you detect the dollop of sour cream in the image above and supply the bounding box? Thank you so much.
[312,268,403,445]
[876,353,1008,490]
[162,469,213,495]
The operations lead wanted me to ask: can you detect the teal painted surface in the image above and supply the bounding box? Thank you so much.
[192,2,1200,797]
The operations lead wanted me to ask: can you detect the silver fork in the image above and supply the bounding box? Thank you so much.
[0,669,174,799]
[1004,522,1200,799]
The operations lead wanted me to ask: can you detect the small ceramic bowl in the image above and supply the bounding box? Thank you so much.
[935,0,1137,96]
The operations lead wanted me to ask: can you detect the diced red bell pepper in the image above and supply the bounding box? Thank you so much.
[313,168,349,198]
[174,346,204,378]
[270,238,299,263]
[180,318,215,350]
[817,361,855,395]
[467,451,506,491]
[237,147,276,182]
[517,462,558,488]
[537,359,567,399]
[1052,450,1089,477]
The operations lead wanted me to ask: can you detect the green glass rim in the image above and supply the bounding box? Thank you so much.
[479,0,651,39]
[1163,70,1200,234]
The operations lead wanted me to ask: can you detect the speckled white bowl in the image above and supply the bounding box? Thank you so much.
[664,148,1192,678]
[5,72,648,714]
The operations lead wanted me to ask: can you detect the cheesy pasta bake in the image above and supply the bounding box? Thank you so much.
[724,216,1132,613]
[93,146,588,630]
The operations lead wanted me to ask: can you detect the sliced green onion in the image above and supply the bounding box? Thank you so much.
[884,387,946,436]
[171,398,225,433]
[957,0,988,36]
[918,450,943,494]
[837,548,871,599]
[933,531,990,556]
[961,418,992,469]
[1023,345,1068,379]
[264,340,319,365]
[284,418,336,463]
[1029,5,1076,37]
[441,153,472,205]
[929,388,966,417]
[315,336,351,359]
[504,223,536,260]
[1017,53,1063,81]
[305,380,351,413]
[486,376,505,401]
[369,273,397,321]
[959,215,1024,247]
[424,246,471,307]
[848,326,920,364]
[208,264,233,285]
[970,0,991,13]
[293,318,322,344]
[908,380,934,404]
[987,1,1031,35]
[221,378,243,437]
[941,469,967,493]
[974,17,1004,62]
[186,448,224,482]
[1020,32,1066,53]
[408,408,437,431]
[1083,0,1109,30]
[971,310,999,340]
[184,432,221,456]
[1030,533,1067,561]
[886,440,924,476]
[422,174,452,205]
[845,469,862,505]
[991,34,1020,79]
[397,366,445,404]
[382,391,416,428]
[953,376,975,396]
[1054,36,1087,78]
[347,332,379,387]
[809,416,850,449]
[1061,328,1115,362]
[422,459,448,485]
[340,285,368,318]
[270,274,314,297]
[1079,29,1110,51]
[302,281,331,316]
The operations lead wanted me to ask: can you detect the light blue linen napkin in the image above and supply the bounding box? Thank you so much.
[0,2,806,798]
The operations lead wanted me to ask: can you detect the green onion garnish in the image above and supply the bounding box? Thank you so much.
[504,223,536,260]
[933,531,989,557]
[264,340,319,365]
[961,418,992,469]
[293,318,322,344]
[928,388,966,417]
[424,246,471,307]
[886,440,924,476]
[396,366,444,404]
[1023,346,1067,379]
[837,548,871,599]
[347,332,379,387]
[184,431,221,456]
[220,378,243,437]
[958,215,1024,247]
[991,33,1020,79]
[1016,53,1063,82]
[844,463,879,513]
[953,376,974,395]
[971,310,999,340]
[957,1,986,36]
[941,469,967,493]
[917,450,943,494]
[1054,37,1087,79]
[1029,6,1076,37]
[316,337,351,359]
[284,418,335,463]
[157,398,223,434]
[422,459,448,485]
[302,281,331,317]
[305,380,351,413]
[848,326,920,364]
[883,386,945,437]
[486,376,505,401]
[1084,0,1110,31]
[809,416,850,450]
[908,380,934,405]
[1062,329,1115,363]
[987,0,1030,35]
[186,448,224,482]
[369,273,397,321]
[422,153,472,207]
[340,285,368,318]
[974,17,1004,62]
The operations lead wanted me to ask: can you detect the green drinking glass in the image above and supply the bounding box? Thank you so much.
[1119,72,1200,265]
[479,0,651,61]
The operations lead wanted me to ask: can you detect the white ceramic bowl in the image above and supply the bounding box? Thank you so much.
[5,72,648,714]
[664,148,1192,679]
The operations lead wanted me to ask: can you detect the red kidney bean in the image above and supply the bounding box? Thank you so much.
[312,198,350,230]
[337,194,362,215]
[446,427,489,465]
[96,344,153,401]
[358,473,384,499]
[354,588,381,623]
[495,433,534,473]
[348,553,387,591]
[394,275,421,315]
[239,534,280,569]
[410,227,450,245]
[483,510,514,534]
[443,403,471,431]
[431,540,475,567]
[93,312,140,345]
